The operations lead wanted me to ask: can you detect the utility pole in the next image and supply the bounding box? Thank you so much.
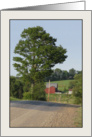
[48,80,50,101]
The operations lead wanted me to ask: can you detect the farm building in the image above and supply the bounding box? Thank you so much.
[46,83,58,91]
[45,83,58,94]
[45,86,55,94]
[68,89,73,94]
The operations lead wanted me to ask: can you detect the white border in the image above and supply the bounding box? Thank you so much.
[1,11,91,136]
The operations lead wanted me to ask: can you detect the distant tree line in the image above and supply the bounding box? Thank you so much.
[45,68,82,81]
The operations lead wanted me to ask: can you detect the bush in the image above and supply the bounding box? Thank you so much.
[23,81,31,92]
[10,76,16,97]
[68,81,75,89]
[10,76,24,99]
[23,92,32,100]
[73,97,82,104]
[10,97,22,101]
[32,82,46,101]
[63,87,68,93]
[72,73,82,104]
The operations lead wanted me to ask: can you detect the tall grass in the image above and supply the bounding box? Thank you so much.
[10,97,22,101]
[46,93,76,104]
[74,107,82,127]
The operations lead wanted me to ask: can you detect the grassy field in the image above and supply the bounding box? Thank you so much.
[46,79,74,91]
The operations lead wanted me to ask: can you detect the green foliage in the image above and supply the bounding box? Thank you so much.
[45,68,80,82]
[32,82,46,101]
[46,93,75,104]
[63,87,68,93]
[23,92,32,100]
[72,73,82,104]
[10,78,82,104]
[69,68,76,79]
[10,97,22,101]
[68,81,75,89]
[10,76,16,97]
[10,76,24,99]
[13,26,68,101]
[76,70,82,74]
[68,73,82,104]
[23,81,31,92]
[13,26,67,85]
[48,80,74,91]
[54,68,62,79]
[62,70,69,80]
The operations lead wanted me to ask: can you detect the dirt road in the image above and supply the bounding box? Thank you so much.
[10,101,80,128]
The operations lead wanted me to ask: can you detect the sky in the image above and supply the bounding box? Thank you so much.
[10,20,82,76]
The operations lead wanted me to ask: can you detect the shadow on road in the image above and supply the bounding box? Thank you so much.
[10,101,81,112]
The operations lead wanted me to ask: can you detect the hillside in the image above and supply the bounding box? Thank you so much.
[46,80,74,91]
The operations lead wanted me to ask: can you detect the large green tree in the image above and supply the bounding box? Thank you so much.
[13,26,67,85]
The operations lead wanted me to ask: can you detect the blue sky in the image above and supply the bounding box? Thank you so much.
[10,20,82,76]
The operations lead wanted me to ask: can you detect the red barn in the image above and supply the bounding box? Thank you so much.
[45,86,55,94]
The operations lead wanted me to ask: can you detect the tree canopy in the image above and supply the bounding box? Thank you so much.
[13,26,67,84]
[69,68,76,79]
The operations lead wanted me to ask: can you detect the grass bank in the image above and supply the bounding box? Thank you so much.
[74,106,82,127]
[46,93,76,104]
[10,97,23,101]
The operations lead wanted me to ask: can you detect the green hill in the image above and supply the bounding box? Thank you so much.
[46,80,74,91]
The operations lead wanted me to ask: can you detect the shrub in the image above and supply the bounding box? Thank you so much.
[10,76,24,99]
[23,81,31,92]
[23,92,32,100]
[32,82,46,101]
[72,73,82,104]
[68,81,75,89]
[10,76,16,97]
[73,97,82,104]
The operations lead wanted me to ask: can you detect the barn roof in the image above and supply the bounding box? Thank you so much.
[46,83,58,88]
[69,89,72,91]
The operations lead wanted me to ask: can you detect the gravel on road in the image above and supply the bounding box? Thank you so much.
[10,101,80,128]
